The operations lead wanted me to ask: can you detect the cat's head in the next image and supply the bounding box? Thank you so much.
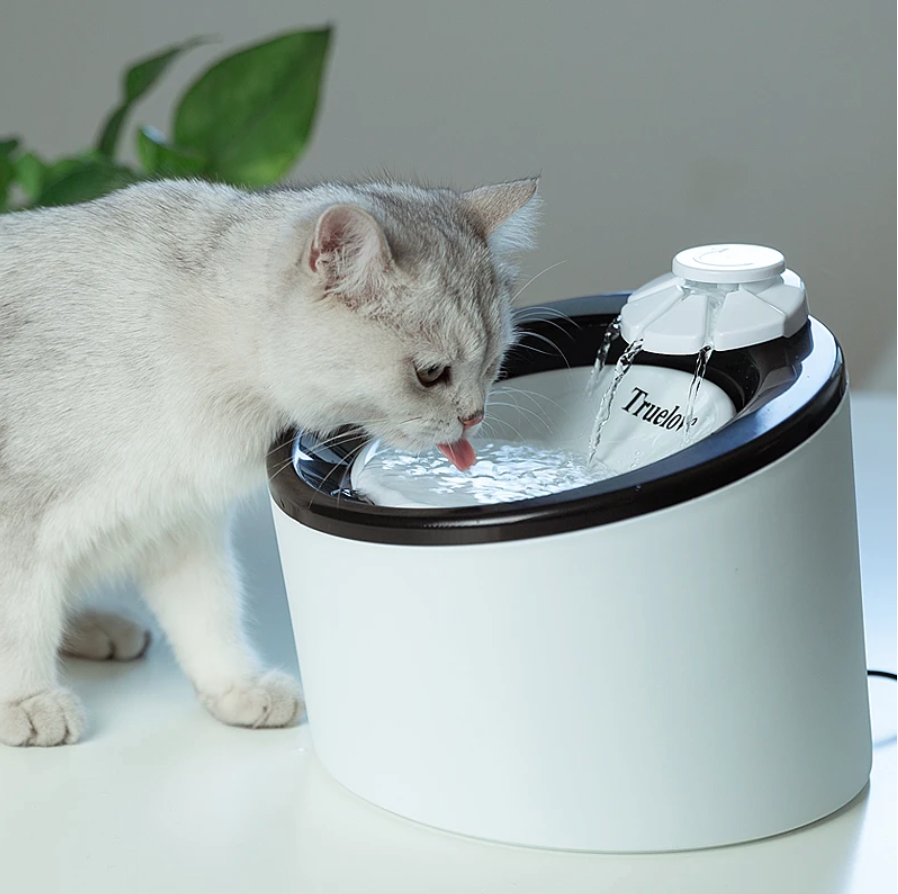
[270,179,540,468]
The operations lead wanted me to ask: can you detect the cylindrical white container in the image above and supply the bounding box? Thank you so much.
[270,391,871,852]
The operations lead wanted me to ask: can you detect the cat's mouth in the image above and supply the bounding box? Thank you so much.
[362,424,477,472]
[437,439,476,471]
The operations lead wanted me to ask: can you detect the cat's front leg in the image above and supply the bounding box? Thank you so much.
[0,561,86,747]
[138,520,303,729]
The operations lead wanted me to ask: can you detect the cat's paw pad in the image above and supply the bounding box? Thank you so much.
[62,609,151,661]
[201,671,304,729]
[0,689,85,747]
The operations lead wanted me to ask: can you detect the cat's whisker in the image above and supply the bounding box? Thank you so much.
[520,330,566,357]
[488,394,553,427]
[310,441,368,508]
[512,316,576,342]
[492,384,569,417]
[485,399,553,435]
[513,304,576,324]
[332,443,368,506]
[316,431,369,450]
[267,454,300,481]
[511,260,568,305]
[264,428,362,460]
[484,414,527,444]
[513,306,580,343]
[504,345,570,369]
[515,331,572,370]
[266,436,299,460]
[316,415,427,437]
[485,398,545,426]
[281,415,430,460]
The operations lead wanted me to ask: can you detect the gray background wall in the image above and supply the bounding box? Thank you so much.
[2,0,894,389]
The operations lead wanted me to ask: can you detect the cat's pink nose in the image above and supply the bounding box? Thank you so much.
[460,412,483,430]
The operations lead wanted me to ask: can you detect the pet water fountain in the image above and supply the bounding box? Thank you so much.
[268,245,872,852]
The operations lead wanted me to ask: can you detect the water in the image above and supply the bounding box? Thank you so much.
[679,289,726,443]
[355,440,616,508]
[586,316,622,397]
[587,338,644,463]
[682,344,714,442]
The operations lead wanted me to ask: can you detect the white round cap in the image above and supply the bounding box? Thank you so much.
[672,244,786,285]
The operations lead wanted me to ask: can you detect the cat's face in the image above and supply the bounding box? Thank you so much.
[273,180,539,468]
[358,245,515,461]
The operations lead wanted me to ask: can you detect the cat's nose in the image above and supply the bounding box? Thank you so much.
[460,412,484,430]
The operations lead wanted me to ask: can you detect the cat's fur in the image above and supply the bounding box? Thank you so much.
[0,177,539,746]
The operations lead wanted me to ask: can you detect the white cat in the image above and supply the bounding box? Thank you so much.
[0,177,539,746]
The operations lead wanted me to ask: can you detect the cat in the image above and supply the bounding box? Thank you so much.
[0,176,539,746]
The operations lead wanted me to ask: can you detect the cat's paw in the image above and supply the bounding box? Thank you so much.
[62,609,151,661]
[200,671,304,729]
[0,689,85,747]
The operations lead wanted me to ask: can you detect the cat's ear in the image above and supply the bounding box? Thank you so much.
[307,204,392,306]
[460,179,540,254]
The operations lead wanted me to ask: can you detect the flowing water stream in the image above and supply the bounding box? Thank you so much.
[682,344,714,442]
[586,315,621,398]
[586,337,644,463]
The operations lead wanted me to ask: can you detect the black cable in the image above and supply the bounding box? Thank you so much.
[867,669,897,680]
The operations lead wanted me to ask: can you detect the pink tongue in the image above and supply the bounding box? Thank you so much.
[438,439,477,471]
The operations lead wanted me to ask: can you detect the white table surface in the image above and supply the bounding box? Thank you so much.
[1,394,894,894]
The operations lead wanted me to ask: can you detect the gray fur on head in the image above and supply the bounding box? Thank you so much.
[0,175,539,746]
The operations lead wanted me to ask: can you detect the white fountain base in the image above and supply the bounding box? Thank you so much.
[271,392,871,852]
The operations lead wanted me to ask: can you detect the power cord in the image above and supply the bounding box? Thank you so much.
[868,669,897,680]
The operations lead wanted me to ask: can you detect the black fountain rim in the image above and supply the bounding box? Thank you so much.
[267,293,845,546]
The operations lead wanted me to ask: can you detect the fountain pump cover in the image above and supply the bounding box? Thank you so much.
[620,244,810,355]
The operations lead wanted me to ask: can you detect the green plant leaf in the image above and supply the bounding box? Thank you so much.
[46,154,97,181]
[136,126,207,178]
[173,27,332,187]
[96,37,206,158]
[34,159,142,208]
[11,151,112,206]
[13,151,48,202]
[0,137,20,212]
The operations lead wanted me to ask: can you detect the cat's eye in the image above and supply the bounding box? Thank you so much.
[416,364,450,387]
